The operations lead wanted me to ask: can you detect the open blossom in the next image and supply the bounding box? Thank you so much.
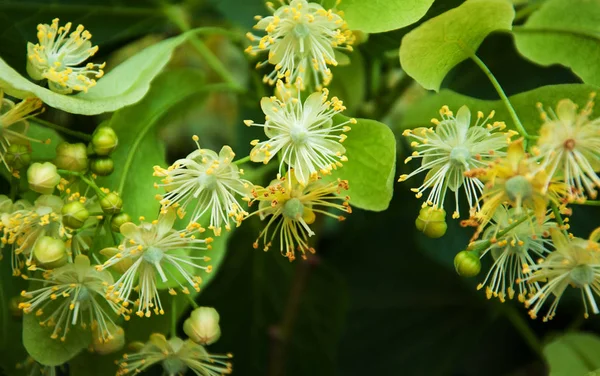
[249,170,350,261]
[245,0,355,89]
[154,139,250,236]
[99,209,212,318]
[477,206,555,302]
[27,18,105,94]
[117,333,232,376]
[18,255,124,342]
[245,82,354,185]
[522,228,600,321]
[399,105,510,219]
[534,95,600,201]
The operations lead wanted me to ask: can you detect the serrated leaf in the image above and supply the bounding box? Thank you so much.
[513,0,600,86]
[338,0,435,33]
[399,0,515,91]
[544,332,600,376]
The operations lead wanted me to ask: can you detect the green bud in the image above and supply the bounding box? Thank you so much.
[27,162,61,195]
[91,126,118,156]
[54,142,88,172]
[61,201,90,229]
[415,206,447,238]
[92,323,125,355]
[100,192,123,214]
[90,157,114,176]
[33,236,67,269]
[454,250,481,277]
[111,212,132,233]
[5,144,31,170]
[183,307,221,345]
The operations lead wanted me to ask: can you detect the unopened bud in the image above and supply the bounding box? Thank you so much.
[5,144,31,170]
[33,236,67,269]
[183,307,221,345]
[100,247,134,273]
[54,142,88,172]
[91,323,125,355]
[415,207,447,238]
[27,162,60,195]
[91,126,118,156]
[61,201,90,229]
[100,192,122,214]
[111,212,132,233]
[454,250,481,277]
[90,157,114,176]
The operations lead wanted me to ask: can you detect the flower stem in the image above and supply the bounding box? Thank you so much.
[57,169,105,197]
[550,201,569,237]
[503,303,544,359]
[469,54,530,144]
[469,212,532,255]
[233,155,251,165]
[32,118,92,141]
[185,293,199,309]
[171,298,178,336]
[573,200,600,206]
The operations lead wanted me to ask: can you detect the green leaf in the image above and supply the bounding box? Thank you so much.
[399,0,515,91]
[513,0,600,86]
[544,332,600,376]
[328,116,396,212]
[22,313,91,366]
[0,257,28,375]
[0,29,216,115]
[338,0,435,33]
[328,52,366,116]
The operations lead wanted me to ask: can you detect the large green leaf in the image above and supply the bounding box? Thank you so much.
[544,332,600,376]
[399,0,515,91]
[328,116,396,212]
[514,0,600,86]
[338,0,435,33]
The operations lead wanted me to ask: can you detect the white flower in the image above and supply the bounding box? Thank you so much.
[27,18,105,94]
[154,140,250,236]
[245,0,354,89]
[534,95,600,201]
[99,209,212,318]
[399,105,511,219]
[245,83,354,185]
[477,206,555,302]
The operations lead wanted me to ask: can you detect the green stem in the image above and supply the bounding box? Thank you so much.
[9,175,18,201]
[503,303,544,359]
[233,155,251,165]
[573,200,600,206]
[185,293,199,309]
[550,201,569,237]
[469,212,532,255]
[57,170,105,197]
[32,118,92,141]
[469,54,530,144]
[171,298,178,336]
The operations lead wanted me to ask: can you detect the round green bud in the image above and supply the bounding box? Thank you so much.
[100,192,123,214]
[91,126,118,156]
[183,307,221,345]
[27,162,61,195]
[33,236,67,269]
[111,212,132,233]
[5,144,31,170]
[454,250,481,277]
[90,157,114,176]
[92,323,125,355]
[61,201,90,229]
[54,142,88,172]
[415,206,447,238]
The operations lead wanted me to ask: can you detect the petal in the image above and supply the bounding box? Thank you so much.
[218,145,235,163]
[555,99,578,124]
[455,105,471,135]
[157,209,176,239]
[120,222,140,240]
[550,227,569,253]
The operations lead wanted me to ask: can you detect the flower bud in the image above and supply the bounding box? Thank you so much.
[183,307,221,345]
[90,157,114,176]
[5,144,31,170]
[415,206,447,238]
[61,201,90,229]
[111,212,132,233]
[91,126,118,156]
[27,162,60,195]
[92,323,125,355]
[454,250,481,277]
[54,142,88,172]
[100,192,123,214]
[100,247,133,273]
[33,236,67,269]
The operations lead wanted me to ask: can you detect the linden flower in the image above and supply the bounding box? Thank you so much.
[249,170,350,261]
[27,18,106,94]
[245,0,355,89]
[245,82,354,185]
[116,333,232,376]
[18,255,123,342]
[99,209,213,318]
[399,105,510,219]
[522,228,600,321]
[154,139,250,236]
[0,90,45,170]
[477,206,555,302]
[534,95,600,201]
